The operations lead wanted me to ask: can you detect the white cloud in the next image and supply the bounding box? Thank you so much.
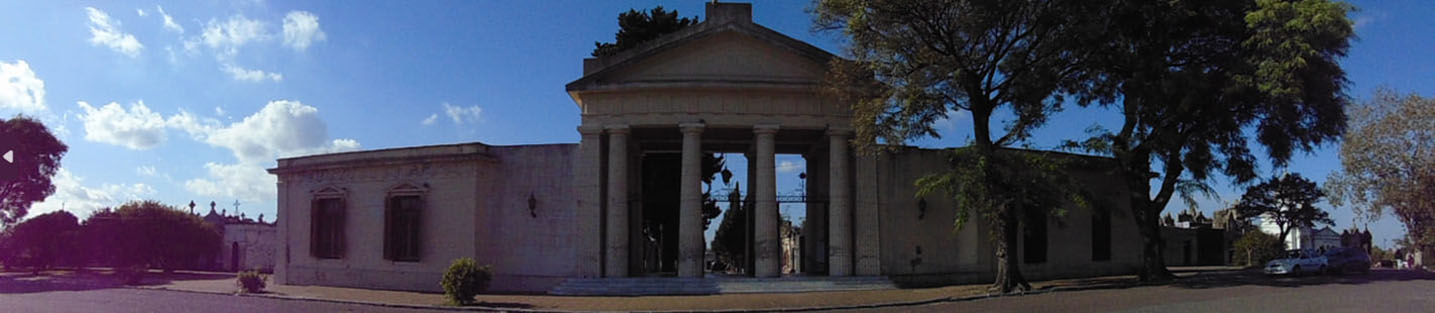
[282,11,326,51]
[76,100,168,150]
[420,113,438,126]
[214,106,226,117]
[157,5,184,33]
[184,162,276,204]
[200,100,359,163]
[443,102,482,125]
[221,63,283,82]
[777,160,802,173]
[29,168,156,218]
[136,8,147,17]
[0,60,46,112]
[135,165,157,177]
[934,108,967,131]
[86,7,144,58]
[200,14,268,58]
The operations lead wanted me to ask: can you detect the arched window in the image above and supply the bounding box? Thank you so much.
[311,187,347,259]
[385,183,426,262]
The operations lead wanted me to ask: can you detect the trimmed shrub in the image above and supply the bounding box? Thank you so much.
[117,264,147,285]
[440,258,493,305]
[236,270,268,293]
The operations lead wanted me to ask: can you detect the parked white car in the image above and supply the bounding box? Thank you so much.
[1265,249,1327,275]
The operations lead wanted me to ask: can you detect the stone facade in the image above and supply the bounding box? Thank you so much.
[268,2,1143,293]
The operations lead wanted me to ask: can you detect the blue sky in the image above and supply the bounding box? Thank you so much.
[0,1,1424,248]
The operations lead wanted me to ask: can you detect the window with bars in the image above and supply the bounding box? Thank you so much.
[311,197,346,259]
[385,195,423,262]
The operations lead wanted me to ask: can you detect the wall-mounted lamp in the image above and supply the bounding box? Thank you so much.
[528,192,538,218]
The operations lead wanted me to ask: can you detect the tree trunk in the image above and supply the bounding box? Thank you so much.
[1118,147,1176,282]
[990,208,1031,293]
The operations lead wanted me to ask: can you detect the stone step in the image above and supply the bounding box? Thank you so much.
[547,276,896,296]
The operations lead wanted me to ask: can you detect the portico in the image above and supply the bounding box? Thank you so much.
[566,3,860,279]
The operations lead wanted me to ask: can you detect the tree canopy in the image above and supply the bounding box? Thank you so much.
[592,6,698,57]
[1062,0,1354,280]
[815,0,1096,293]
[1327,89,1435,258]
[0,210,80,271]
[1233,173,1334,245]
[0,115,68,227]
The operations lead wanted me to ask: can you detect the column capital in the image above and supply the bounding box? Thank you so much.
[577,125,604,136]
[826,126,854,137]
[604,124,631,135]
[753,124,780,135]
[679,123,705,134]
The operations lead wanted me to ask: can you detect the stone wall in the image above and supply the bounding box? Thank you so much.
[865,148,1142,286]
[219,223,277,272]
[272,143,581,293]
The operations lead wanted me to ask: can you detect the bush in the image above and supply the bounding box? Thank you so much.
[440,258,492,305]
[117,264,147,285]
[1234,231,1285,267]
[236,270,268,293]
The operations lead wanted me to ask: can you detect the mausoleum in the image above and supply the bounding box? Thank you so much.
[267,2,1142,294]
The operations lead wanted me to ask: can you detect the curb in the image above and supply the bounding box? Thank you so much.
[123,270,1245,313]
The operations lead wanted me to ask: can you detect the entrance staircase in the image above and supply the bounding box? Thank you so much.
[547,276,897,296]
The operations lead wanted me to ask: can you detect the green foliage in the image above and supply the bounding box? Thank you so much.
[592,6,697,57]
[236,270,268,293]
[914,148,1083,234]
[1056,0,1353,281]
[440,258,493,306]
[83,200,222,271]
[710,183,746,272]
[815,0,1100,293]
[815,0,1101,149]
[1233,231,1285,267]
[1233,173,1333,244]
[0,115,68,226]
[1327,89,1435,262]
[0,210,81,270]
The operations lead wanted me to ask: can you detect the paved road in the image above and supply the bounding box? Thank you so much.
[835,269,1435,313]
[1,269,1430,312]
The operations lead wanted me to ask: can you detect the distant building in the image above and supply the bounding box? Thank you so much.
[1257,207,1341,251]
[201,203,277,272]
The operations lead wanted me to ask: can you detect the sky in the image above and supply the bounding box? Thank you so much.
[0,1,1426,249]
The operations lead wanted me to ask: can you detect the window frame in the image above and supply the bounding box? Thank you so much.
[384,183,426,262]
[310,187,347,260]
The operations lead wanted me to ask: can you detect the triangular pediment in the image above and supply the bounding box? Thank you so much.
[605,31,827,84]
[567,19,837,92]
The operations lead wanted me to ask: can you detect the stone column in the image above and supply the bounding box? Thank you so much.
[678,123,705,278]
[576,125,605,277]
[753,124,781,278]
[604,125,630,277]
[828,128,853,276]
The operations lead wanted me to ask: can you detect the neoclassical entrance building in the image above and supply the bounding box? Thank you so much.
[268,2,1143,293]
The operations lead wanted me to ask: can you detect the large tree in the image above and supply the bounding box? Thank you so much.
[83,200,221,274]
[814,0,1098,293]
[0,115,68,227]
[0,210,80,271]
[1327,89,1435,259]
[592,6,698,57]
[1233,173,1334,246]
[1066,0,1354,281]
